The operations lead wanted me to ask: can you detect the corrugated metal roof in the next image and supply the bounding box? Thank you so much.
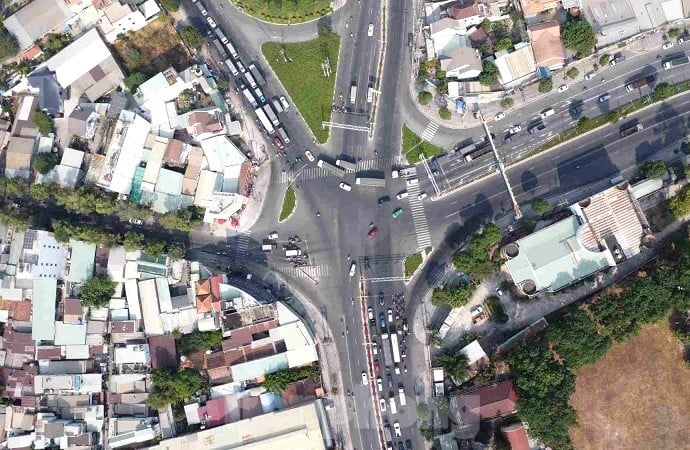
[32,278,57,342]
[67,240,96,283]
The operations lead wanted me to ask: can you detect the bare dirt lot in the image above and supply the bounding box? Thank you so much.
[569,322,690,450]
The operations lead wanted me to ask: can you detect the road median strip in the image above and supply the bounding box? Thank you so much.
[279,186,297,222]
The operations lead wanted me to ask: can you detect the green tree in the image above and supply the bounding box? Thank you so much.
[33,152,59,174]
[495,37,513,52]
[436,78,448,95]
[147,368,207,409]
[546,308,612,368]
[480,18,493,32]
[124,72,146,92]
[159,0,179,12]
[29,183,52,201]
[177,329,222,355]
[639,160,666,179]
[181,26,205,50]
[418,91,432,106]
[566,67,580,79]
[531,198,550,216]
[79,275,116,308]
[42,33,71,57]
[598,54,611,66]
[167,243,186,261]
[431,284,471,307]
[452,223,503,281]
[500,97,514,109]
[478,61,499,85]
[538,77,553,93]
[668,28,681,39]
[122,232,144,251]
[33,111,54,135]
[416,403,431,422]
[144,239,167,258]
[262,366,319,393]
[561,19,596,58]
[669,184,690,217]
[436,350,470,384]
[0,25,19,60]
[652,82,676,101]
[438,106,452,120]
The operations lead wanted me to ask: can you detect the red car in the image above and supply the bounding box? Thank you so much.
[367,227,379,239]
[273,136,285,150]
[374,360,380,372]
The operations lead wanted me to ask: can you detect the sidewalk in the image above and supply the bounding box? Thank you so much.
[410,25,676,130]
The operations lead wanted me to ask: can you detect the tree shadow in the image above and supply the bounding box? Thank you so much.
[519,170,539,194]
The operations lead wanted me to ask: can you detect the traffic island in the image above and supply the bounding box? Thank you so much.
[234,0,331,24]
[402,125,443,164]
[404,252,423,278]
[279,186,297,222]
[262,30,340,143]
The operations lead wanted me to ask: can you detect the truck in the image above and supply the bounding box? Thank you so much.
[262,104,280,126]
[663,56,689,69]
[255,108,275,134]
[464,145,493,162]
[285,249,302,257]
[224,59,239,76]
[381,333,393,368]
[625,75,655,92]
[367,87,374,103]
[211,39,228,59]
[253,87,266,104]
[398,386,407,406]
[277,127,290,144]
[383,421,393,446]
[355,177,386,187]
[248,63,267,86]
[214,28,228,45]
[620,122,643,137]
[335,159,357,172]
[350,84,357,103]
[225,42,238,59]
[272,98,284,113]
[389,396,397,415]
[244,71,257,89]
[242,89,258,108]
[317,159,346,178]
[390,333,401,364]
[453,142,475,156]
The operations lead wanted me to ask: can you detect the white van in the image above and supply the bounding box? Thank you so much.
[540,108,555,119]
[389,397,397,415]
[285,249,302,257]
[261,243,276,251]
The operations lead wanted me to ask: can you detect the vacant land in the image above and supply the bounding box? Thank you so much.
[569,323,690,449]
[112,15,191,77]
[235,0,330,23]
[402,125,443,164]
[262,32,339,143]
[279,186,296,222]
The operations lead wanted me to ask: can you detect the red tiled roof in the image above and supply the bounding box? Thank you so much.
[447,1,479,19]
[164,138,184,164]
[455,380,518,421]
[197,397,229,428]
[148,335,177,369]
[502,422,530,450]
[0,300,31,321]
[36,346,62,360]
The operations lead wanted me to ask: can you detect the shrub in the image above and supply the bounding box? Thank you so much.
[639,160,666,179]
[652,82,676,101]
[598,54,611,66]
[668,28,681,39]
[33,152,59,174]
[479,61,498,85]
[124,72,146,92]
[33,111,54,135]
[566,67,580,79]
[531,198,550,216]
[495,37,513,52]
[500,97,514,109]
[80,275,116,308]
[159,0,179,12]
[181,26,205,50]
[418,90,432,106]
[439,106,452,120]
[431,284,471,307]
[538,77,553,93]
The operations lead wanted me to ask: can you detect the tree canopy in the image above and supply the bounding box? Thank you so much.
[670,184,690,217]
[79,275,116,308]
[538,77,553,93]
[546,308,612,368]
[639,160,666,179]
[33,152,59,174]
[33,111,54,135]
[418,91,432,106]
[652,82,676,101]
[561,19,596,58]
[531,198,551,216]
[159,0,179,12]
[478,61,498,86]
[177,329,222,355]
[436,350,470,384]
[124,72,146,92]
[147,368,207,409]
[431,284,472,308]
[452,223,503,282]
[0,25,19,60]
[263,366,319,393]
[438,106,451,120]
[181,26,205,50]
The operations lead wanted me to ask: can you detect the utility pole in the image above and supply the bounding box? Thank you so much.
[477,108,522,220]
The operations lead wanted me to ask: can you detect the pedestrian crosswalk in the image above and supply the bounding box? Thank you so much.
[421,122,440,142]
[279,158,405,183]
[235,232,251,253]
[405,176,433,250]
[278,264,330,279]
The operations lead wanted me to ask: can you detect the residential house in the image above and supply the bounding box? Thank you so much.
[32,278,58,343]
[502,422,531,450]
[449,380,519,426]
[5,136,36,179]
[3,0,71,51]
[493,42,537,88]
[439,47,483,79]
[529,21,565,70]
[148,335,177,369]
[516,0,560,23]
[503,183,651,295]
[26,69,64,117]
[67,240,96,284]
[67,107,99,140]
[445,0,488,29]
[36,147,86,188]
[98,1,148,42]
[459,340,490,377]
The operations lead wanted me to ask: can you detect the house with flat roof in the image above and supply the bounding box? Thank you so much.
[3,0,71,51]
[493,43,537,88]
[32,279,58,343]
[503,183,651,295]
[98,1,148,42]
[67,241,96,283]
[517,0,559,22]
[529,21,565,70]
[5,136,36,179]
[439,47,483,79]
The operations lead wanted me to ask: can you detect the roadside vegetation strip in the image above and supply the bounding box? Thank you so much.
[404,252,423,277]
[234,0,331,24]
[402,125,443,164]
[262,31,339,143]
[279,186,297,222]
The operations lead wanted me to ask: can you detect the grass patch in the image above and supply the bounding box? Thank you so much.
[404,252,423,277]
[570,323,690,449]
[262,31,339,143]
[402,125,443,164]
[235,0,331,24]
[112,15,192,78]
[279,186,296,222]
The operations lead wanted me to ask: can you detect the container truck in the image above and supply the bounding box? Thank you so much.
[242,89,258,108]
[277,127,290,144]
[367,87,374,103]
[335,159,357,172]
[620,122,643,137]
[316,159,346,177]
[225,42,238,59]
[214,28,228,45]
[381,333,393,368]
[262,104,280,126]
[255,108,275,134]
[244,71,257,89]
[350,84,357,103]
[272,98,284,113]
[663,56,689,69]
[625,75,655,92]
[248,63,267,86]
[224,59,238,76]
[211,39,228,59]
[355,177,386,187]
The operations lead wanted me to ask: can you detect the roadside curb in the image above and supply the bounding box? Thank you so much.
[431,86,690,201]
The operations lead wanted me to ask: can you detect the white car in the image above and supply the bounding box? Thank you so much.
[367,307,374,320]
[128,218,143,225]
[279,95,290,110]
[372,342,378,355]
[349,261,357,277]
[679,37,686,44]
[584,72,595,81]
[387,308,394,323]
[200,7,208,16]
[361,372,368,385]
[206,17,217,28]
[557,84,569,93]
[339,182,352,191]
[376,376,383,392]
[508,125,522,134]
[393,421,401,437]
[494,112,506,121]
[417,191,428,200]
[663,41,674,50]
[304,150,315,162]
[368,24,374,37]
[379,398,387,412]
[396,191,408,200]
[268,232,279,240]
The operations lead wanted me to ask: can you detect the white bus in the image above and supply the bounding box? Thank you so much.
[255,108,275,134]
[390,333,401,364]
[335,159,356,172]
